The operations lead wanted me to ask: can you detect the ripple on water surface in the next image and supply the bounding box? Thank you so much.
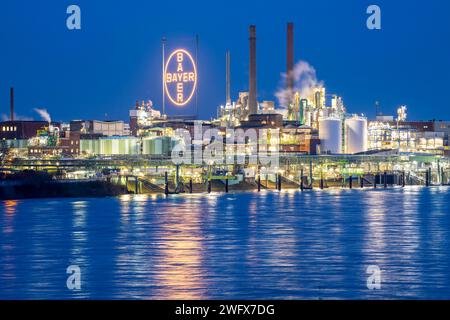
[1,188,450,299]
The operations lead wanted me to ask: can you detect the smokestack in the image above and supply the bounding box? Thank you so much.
[10,87,14,121]
[226,51,231,105]
[249,25,257,115]
[287,22,294,102]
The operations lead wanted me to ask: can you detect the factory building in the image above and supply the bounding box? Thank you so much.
[0,121,56,140]
[433,121,450,156]
[80,136,139,155]
[280,126,317,154]
[80,136,176,156]
[58,131,81,155]
[215,23,325,156]
[1,24,449,165]
[368,117,445,155]
[418,131,445,154]
[1,88,62,148]
[217,92,250,127]
[239,114,284,129]
[70,120,128,137]
[129,100,163,136]
[368,122,414,152]
[27,125,80,157]
[1,139,27,149]
[28,146,72,157]
[434,121,450,136]
[147,120,213,138]
[0,120,70,157]
[237,113,318,154]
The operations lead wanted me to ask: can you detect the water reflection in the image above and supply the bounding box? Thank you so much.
[149,201,206,299]
[2,200,17,235]
[1,188,450,299]
[362,191,389,297]
[364,191,387,257]
[3,200,18,216]
[0,200,19,296]
[68,200,90,299]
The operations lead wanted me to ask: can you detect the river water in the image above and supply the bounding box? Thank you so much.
[1,187,450,299]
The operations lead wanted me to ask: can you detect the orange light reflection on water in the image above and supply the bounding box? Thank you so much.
[1,200,19,287]
[2,200,18,235]
[152,202,206,300]
[3,200,18,216]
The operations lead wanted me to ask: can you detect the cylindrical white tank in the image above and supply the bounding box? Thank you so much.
[319,117,342,154]
[345,116,368,154]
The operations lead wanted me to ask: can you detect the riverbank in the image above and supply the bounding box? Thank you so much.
[2,177,446,200]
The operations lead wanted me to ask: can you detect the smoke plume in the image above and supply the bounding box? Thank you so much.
[34,108,51,123]
[275,60,324,107]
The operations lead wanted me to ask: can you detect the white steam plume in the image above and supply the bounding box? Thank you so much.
[34,108,51,123]
[275,60,324,107]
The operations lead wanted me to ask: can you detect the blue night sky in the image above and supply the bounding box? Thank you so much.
[1,0,449,123]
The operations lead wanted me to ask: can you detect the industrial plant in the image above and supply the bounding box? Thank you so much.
[1,23,450,198]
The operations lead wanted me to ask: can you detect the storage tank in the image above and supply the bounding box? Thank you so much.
[319,117,342,154]
[345,116,368,154]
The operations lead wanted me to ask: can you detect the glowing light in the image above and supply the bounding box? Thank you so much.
[164,49,197,107]
[3,200,18,216]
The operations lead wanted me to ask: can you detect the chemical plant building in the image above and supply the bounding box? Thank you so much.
[367,115,448,156]
[1,23,449,188]
[70,120,130,137]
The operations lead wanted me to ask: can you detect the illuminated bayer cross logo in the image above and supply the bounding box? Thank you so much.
[164,49,197,107]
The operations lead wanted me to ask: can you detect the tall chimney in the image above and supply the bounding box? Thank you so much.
[249,25,257,115]
[226,51,231,105]
[10,87,14,121]
[287,22,294,102]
